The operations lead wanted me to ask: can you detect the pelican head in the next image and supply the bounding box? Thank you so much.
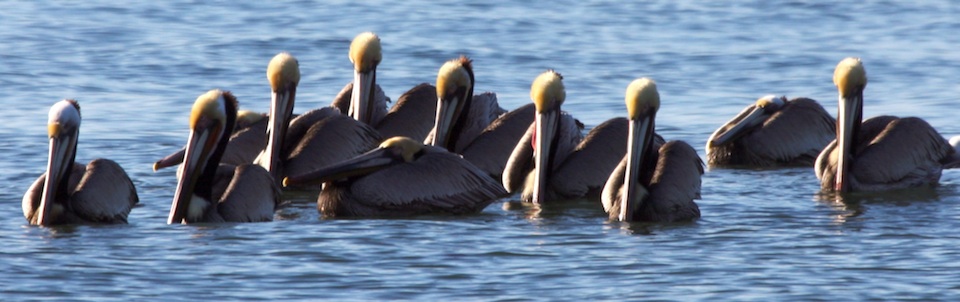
[36,99,82,225]
[708,94,787,147]
[283,136,423,187]
[619,78,660,221]
[833,57,867,192]
[529,70,565,204]
[168,89,237,224]
[430,56,475,150]
[255,52,300,181]
[348,32,383,124]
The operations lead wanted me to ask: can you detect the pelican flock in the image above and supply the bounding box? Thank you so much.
[22,30,955,226]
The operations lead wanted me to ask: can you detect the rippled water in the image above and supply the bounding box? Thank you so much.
[3,1,960,300]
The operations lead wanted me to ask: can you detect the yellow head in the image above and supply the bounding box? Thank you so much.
[349,32,382,73]
[531,70,565,113]
[625,78,659,120]
[436,56,473,98]
[833,57,867,97]
[266,52,300,92]
[189,89,228,130]
[379,136,423,163]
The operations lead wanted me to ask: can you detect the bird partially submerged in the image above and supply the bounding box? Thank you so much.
[815,57,958,192]
[166,90,280,224]
[283,137,506,217]
[707,95,835,167]
[601,79,702,222]
[23,99,138,225]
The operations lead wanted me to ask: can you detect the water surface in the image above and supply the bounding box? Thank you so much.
[2,1,960,300]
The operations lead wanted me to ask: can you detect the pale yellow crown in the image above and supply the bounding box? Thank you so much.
[833,57,867,97]
[190,89,227,130]
[379,136,423,162]
[436,56,472,98]
[625,78,659,119]
[531,70,565,113]
[349,32,382,73]
[267,52,300,92]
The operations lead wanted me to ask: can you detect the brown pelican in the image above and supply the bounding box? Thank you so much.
[282,136,506,217]
[332,32,438,142]
[23,99,138,225]
[426,56,531,179]
[167,89,281,224]
[154,109,268,169]
[815,57,956,192]
[502,70,629,203]
[601,79,702,222]
[155,53,382,189]
[707,95,835,167]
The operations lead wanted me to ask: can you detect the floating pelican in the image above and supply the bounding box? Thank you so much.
[23,99,138,225]
[283,137,506,217]
[426,56,532,179]
[707,95,835,167]
[601,79,702,222]
[815,57,956,192]
[502,70,629,203]
[167,90,280,224]
[155,53,382,189]
[332,32,438,142]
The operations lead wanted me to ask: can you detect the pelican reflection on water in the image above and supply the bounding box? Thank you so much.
[23,99,138,225]
[601,78,702,222]
[283,136,506,217]
[166,90,280,224]
[815,57,959,193]
[707,95,835,167]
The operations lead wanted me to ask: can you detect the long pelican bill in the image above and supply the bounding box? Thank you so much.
[168,90,228,224]
[833,57,867,193]
[255,52,300,181]
[283,137,417,187]
[429,58,472,150]
[348,32,382,125]
[529,70,565,204]
[709,95,784,146]
[38,100,81,225]
[620,78,658,222]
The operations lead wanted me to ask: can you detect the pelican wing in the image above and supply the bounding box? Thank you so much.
[550,117,628,199]
[330,82,389,125]
[70,159,138,223]
[218,164,280,222]
[851,116,952,186]
[502,123,536,193]
[284,114,382,178]
[348,147,506,215]
[461,103,536,178]
[220,119,267,166]
[642,141,703,222]
[743,98,835,166]
[601,156,627,215]
[376,83,437,142]
[449,92,506,152]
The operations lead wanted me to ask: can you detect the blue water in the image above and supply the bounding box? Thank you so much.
[3,1,960,300]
